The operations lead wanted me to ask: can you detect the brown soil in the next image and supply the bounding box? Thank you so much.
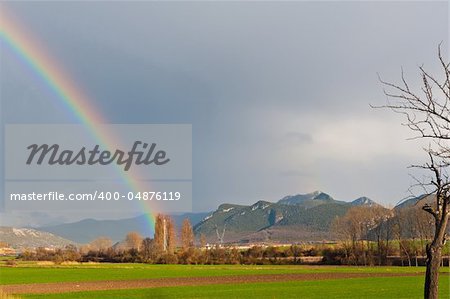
[0,272,425,295]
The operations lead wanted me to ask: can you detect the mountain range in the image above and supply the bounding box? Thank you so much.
[1,191,423,247]
[193,191,380,243]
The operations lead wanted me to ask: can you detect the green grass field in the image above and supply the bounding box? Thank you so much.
[20,277,450,299]
[1,262,449,298]
[2,263,447,285]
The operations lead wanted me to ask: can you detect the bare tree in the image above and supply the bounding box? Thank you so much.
[413,205,435,253]
[141,238,157,262]
[89,237,112,252]
[377,45,450,299]
[333,206,390,265]
[154,214,176,253]
[369,206,394,265]
[333,207,360,264]
[154,214,165,253]
[181,218,194,251]
[331,211,361,265]
[125,232,143,250]
[392,208,413,266]
[166,216,176,253]
[199,233,207,248]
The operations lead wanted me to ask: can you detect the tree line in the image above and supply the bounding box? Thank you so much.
[16,208,449,266]
[330,204,447,266]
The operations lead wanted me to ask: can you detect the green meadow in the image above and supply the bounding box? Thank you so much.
[1,262,449,298]
[1,263,444,285]
[20,277,450,299]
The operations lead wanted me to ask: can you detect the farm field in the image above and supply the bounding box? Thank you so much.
[1,262,449,298]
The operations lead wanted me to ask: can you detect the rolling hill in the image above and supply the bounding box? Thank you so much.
[39,212,210,244]
[193,191,379,243]
[0,227,75,248]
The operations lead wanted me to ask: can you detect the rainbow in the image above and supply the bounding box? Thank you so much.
[0,6,157,234]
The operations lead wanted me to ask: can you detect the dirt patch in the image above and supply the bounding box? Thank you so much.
[0,272,427,295]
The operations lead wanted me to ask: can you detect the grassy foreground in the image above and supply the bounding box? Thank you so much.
[2,262,448,285]
[1,263,449,298]
[19,276,450,299]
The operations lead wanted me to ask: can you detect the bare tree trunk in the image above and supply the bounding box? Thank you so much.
[385,232,391,266]
[424,244,442,299]
[424,212,448,299]
[362,240,367,266]
[377,235,382,266]
[413,238,418,267]
[399,239,411,267]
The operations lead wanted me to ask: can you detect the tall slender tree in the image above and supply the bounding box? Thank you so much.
[154,214,176,253]
[166,216,176,253]
[181,218,195,251]
[154,214,165,253]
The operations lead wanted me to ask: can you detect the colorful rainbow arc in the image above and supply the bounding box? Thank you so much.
[0,7,156,234]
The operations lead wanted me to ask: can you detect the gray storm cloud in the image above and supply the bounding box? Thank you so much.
[0,1,448,224]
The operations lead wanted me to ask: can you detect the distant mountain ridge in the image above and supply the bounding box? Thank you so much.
[2,191,437,247]
[351,197,379,207]
[394,194,432,209]
[0,227,75,248]
[277,191,338,208]
[36,191,387,244]
[193,191,380,243]
[39,212,210,244]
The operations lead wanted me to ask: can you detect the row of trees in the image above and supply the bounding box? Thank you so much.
[20,214,198,264]
[18,238,449,266]
[18,209,449,266]
[17,242,312,265]
[76,215,193,254]
[331,204,437,266]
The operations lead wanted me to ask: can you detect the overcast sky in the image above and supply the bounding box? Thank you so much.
[1,1,449,226]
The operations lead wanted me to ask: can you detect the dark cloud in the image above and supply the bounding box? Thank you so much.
[1,1,448,222]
